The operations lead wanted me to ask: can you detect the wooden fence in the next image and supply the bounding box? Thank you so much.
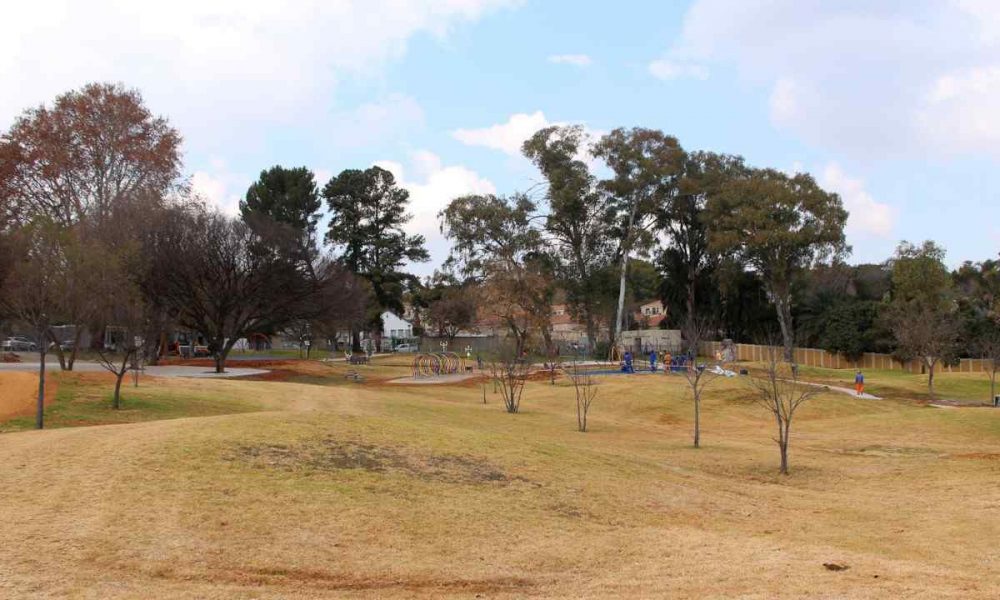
[699,341,996,374]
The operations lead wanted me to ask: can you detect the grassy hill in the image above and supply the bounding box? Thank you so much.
[0,357,997,598]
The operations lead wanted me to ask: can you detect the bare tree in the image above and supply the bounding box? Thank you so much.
[144,204,364,373]
[977,327,1000,407]
[681,319,724,448]
[888,306,959,398]
[748,344,821,475]
[567,360,598,432]
[488,344,530,414]
[94,270,154,409]
[0,220,65,429]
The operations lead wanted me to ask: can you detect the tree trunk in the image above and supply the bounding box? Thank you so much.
[927,358,936,398]
[66,326,83,371]
[583,309,597,358]
[779,420,793,475]
[214,339,238,374]
[991,368,997,407]
[614,253,630,347]
[693,393,701,448]
[779,439,789,475]
[113,372,124,410]
[686,265,697,332]
[47,329,68,370]
[773,294,795,362]
[613,201,639,351]
[36,347,46,430]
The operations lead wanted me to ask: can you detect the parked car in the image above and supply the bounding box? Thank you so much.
[393,343,418,353]
[2,336,37,352]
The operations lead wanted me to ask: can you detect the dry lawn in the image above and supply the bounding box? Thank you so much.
[0,358,998,598]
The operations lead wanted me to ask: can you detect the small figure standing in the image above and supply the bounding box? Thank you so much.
[622,350,634,373]
[855,370,865,396]
[649,349,658,372]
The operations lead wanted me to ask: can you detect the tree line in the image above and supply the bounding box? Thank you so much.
[0,83,432,425]
[3,82,999,429]
[429,124,1000,398]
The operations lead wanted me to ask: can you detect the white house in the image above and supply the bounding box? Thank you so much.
[380,311,414,342]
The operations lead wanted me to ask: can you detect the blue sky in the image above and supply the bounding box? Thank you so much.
[4,0,999,275]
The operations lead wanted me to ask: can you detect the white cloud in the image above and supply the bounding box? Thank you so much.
[648,59,708,81]
[0,0,519,152]
[548,54,592,67]
[375,152,496,273]
[190,158,248,216]
[657,0,1000,159]
[918,66,1000,153]
[452,111,554,156]
[452,111,606,177]
[819,162,895,239]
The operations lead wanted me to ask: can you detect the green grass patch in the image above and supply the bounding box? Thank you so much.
[0,374,266,432]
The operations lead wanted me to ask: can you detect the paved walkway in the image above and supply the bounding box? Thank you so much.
[795,379,882,400]
[0,360,268,379]
[386,373,479,385]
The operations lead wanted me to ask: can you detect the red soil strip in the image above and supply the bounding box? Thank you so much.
[0,372,59,421]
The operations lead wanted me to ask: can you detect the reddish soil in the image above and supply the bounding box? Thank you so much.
[0,372,59,421]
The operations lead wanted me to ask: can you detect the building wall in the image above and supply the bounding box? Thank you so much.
[620,328,682,352]
[380,311,413,340]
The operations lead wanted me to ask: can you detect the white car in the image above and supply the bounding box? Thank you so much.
[393,343,418,353]
[2,337,37,352]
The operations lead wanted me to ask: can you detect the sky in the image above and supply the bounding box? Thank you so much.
[3,0,1000,276]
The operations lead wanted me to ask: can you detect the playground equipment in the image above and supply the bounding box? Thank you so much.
[412,352,466,377]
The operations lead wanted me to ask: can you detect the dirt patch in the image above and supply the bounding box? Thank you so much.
[950,452,1000,461]
[0,372,58,421]
[145,562,536,593]
[227,438,512,485]
[838,445,943,458]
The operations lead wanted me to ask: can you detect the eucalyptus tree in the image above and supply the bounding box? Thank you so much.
[592,128,685,349]
[523,125,611,350]
[657,151,745,338]
[707,168,848,361]
[439,193,554,354]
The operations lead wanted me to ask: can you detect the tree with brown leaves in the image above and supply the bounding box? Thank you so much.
[0,82,182,228]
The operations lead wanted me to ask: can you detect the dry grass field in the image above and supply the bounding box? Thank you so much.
[0,356,998,598]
